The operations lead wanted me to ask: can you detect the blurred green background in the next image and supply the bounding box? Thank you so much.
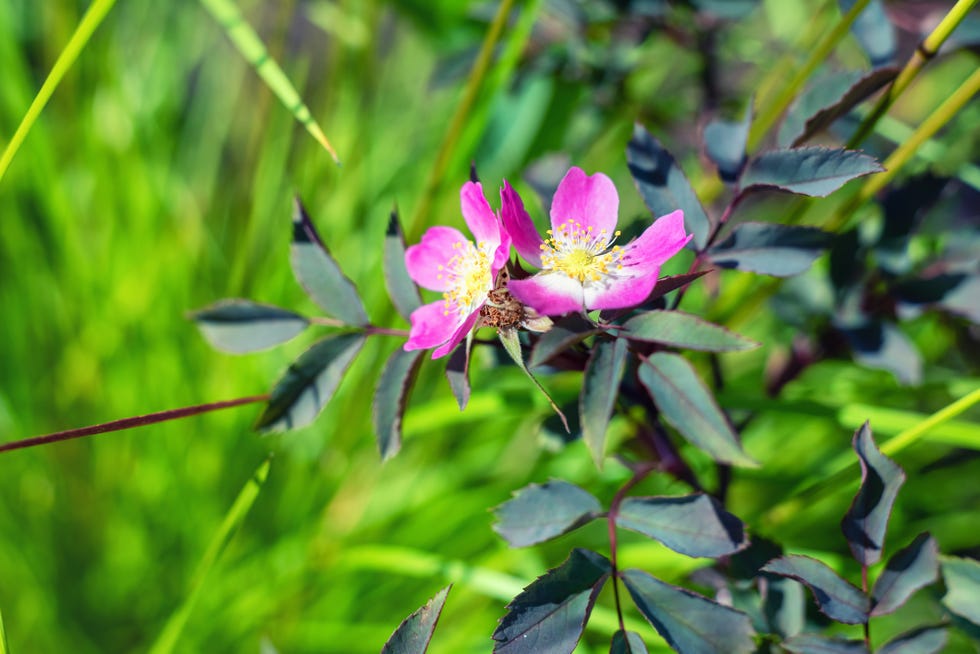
[0,1,977,652]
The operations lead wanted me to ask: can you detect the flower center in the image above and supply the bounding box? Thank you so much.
[436,240,493,316]
[540,218,623,283]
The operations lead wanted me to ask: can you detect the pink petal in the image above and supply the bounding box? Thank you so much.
[405,226,470,292]
[509,274,585,316]
[491,226,513,273]
[583,270,661,311]
[432,309,481,359]
[620,210,692,273]
[550,167,619,240]
[404,300,461,351]
[460,182,500,246]
[500,180,543,268]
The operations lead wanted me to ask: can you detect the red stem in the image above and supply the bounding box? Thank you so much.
[608,462,658,634]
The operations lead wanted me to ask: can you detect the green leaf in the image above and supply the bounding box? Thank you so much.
[445,339,472,410]
[380,585,451,654]
[621,310,759,352]
[610,630,648,654]
[190,300,308,354]
[528,314,601,369]
[621,568,756,654]
[291,198,369,326]
[780,634,868,653]
[499,328,569,432]
[708,222,832,277]
[941,556,980,626]
[627,123,711,250]
[841,321,922,385]
[198,0,340,163]
[841,422,906,566]
[764,577,805,639]
[581,337,628,466]
[373,348,423,461]
[761,555,869,624]
[740,147,883,197]
[492,481,602,548]
[384,208,422,321]
[617,494,748,558]
[493,549,610,654]
[704,101,752,183]
[878,626,947,654]
[256,334,364,432]
[638,353,755,466]
[871,533,938,616]
[840,0,896,67]
[0,603,7,654]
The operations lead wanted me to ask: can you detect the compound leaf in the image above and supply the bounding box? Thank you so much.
[191,299,307,353]
[740,147,883,197]
[493,481,602,548]
[618,494,748,558]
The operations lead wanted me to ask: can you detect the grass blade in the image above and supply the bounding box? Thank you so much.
[0,603,8,654]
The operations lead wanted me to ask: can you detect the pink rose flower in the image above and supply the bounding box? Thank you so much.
[403,182,512,358]
[502,167,691,315]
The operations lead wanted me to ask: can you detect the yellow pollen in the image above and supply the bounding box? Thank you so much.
[438,240,493,317]
[540,219,625,283]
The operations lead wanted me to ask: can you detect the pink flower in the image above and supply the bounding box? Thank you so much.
[503,167,691,315]
[403,182,512,358]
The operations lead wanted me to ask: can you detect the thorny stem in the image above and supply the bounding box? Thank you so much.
[608,462,658,635]
[0,395,270,454]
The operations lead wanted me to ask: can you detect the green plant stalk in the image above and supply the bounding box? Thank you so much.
[148,456,273,654]
[747,0,871,152]
[406,0,517,240]
[199,0,340,163]
[0,0,117,185]
[0,604,8,654]
[847,0,979,147]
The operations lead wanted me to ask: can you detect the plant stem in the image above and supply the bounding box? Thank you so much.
[0,395,270,454]
[607,463,656,635]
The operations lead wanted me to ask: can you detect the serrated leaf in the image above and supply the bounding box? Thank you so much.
[627,123,711,250]
[841,321,922,385]
[621,568,756,654]
[492,481,602,548]
[704,102,752,183]
[780,634,868,653]
[878,626,947,654]
[761,555,869,624]
[528,314,601,368]
[841,422,906,566]
[941,556,980,626]
[780,68,898,147]
[871,533,938,616]
[708,222,832,277]
[499,328,569,432]
[381,585,451,654]
[255,334,364,432]
[618,494,748,558]
[840,0,896,67]
[493,549,610,654]
[291,198,369,326]
[445,339,472,410]
[610,630,648,654]
[764,577,805,639]
[373,348,423,461]
[384,209,422,321]
[581,337,628,466]
[190,300,308,354]
[638,353,755,466]
[740,147,883,197]
[622,310,759,352]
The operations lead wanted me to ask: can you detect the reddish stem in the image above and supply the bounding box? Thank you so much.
[607,462,658,634]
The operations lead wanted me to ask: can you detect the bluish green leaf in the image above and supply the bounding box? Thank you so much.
[493,549,610,654]
[381,585,451,654]
[445,340,472,410]
[704,101,752,183]
[841,321,922,385]
[529,314,601,369]
[841,422,907,566]
[627,123,711,250]
[581,337,628,466]
[622,310,759,352]
[492,481,602,548]
[373,348,423,461]
[691,0,759,20]
[610,630,648,654]
[291,197,369,326]
[255,334,364,432]
[871,533,938,616]
[781,634,868,653]
[762,555,869,624]
[638,353,755,466]
[190,300,308,354]
[621,568,756,654]
[499,328,569,432]
[740,147,883,197]
[896,274,980,324]
[878,626,947,654]
[708,222,832,277]
[840,0,896,67]
[764,577,805,638]
[617,494,748,558]
[384,208,422,321]
[941,556,980,626]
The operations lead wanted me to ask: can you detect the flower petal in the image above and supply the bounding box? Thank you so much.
[432,308,481,359]
[500,180,543,268]
[583,269,661,311]
[550,167,619,239]
[404,300,461,351]
[491,225,513,273]
[405,226,470,292]
[509,274,585,316]
[461,181,500,246]
[620,209,692,273]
